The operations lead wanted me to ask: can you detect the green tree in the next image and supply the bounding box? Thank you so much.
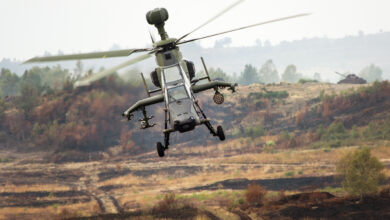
[0,68,20,97]
[21,69,42,93]
[238,64,260,85]
[258,59,279,84]
[0,95,6,119]
[282,64,302,83]
[337,147,385,199]
[359,64,382,82]
[26,66,69,91]
[313,72,322,81]
[17,84,39,118]
[322,121,348,141]
[208,67,231,81]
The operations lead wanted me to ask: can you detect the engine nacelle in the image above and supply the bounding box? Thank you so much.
[150,69,161,88]
[183,60,195,80]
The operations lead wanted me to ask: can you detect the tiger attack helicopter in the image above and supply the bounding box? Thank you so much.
[24,0,309,157]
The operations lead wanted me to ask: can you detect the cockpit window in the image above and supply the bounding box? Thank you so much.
[163,66,182,83]
[167,86,188,103]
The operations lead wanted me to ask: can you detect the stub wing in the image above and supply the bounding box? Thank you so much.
[192,81,237,93]
[122,94,164,119]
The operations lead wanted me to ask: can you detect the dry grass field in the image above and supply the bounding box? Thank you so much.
[0,142,389,219]
[0,82,389,219]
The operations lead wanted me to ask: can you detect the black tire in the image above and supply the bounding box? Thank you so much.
[156,142,165,157]
[217,126,225,141]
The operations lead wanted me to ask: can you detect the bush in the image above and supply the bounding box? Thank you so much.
[264,141,275,153]
[362,115,390,140]
[244,183,267,206]
[152,193,198,218]
[244,124,265,138]
[336,147,385,199]
[298,78,318,84]
[321,121,349,142]
[248,90,289,100]
[284,171,294,177]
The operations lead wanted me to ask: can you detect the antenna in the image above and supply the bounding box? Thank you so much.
[201,57,211,82]
[140,72,150,97]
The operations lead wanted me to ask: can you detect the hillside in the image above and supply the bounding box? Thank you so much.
[0,80,389,219]
[2,79,389,158]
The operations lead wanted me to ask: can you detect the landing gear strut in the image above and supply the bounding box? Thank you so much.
[156,108,171,157]
[156,132,170,157]
[194,100,225,141]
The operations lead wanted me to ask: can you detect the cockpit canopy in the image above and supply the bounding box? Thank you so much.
[167,85,188,103]
[163,65,183,85]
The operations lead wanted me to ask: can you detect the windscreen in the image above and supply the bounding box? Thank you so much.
[163,66,182,83]
[167,86,188,103]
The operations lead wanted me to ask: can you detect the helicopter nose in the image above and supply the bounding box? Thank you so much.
[174,117,196,133]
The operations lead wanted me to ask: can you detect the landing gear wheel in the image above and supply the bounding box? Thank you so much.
[217,125,225,141]
[156,142,165,157]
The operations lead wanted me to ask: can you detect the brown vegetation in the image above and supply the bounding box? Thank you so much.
[244,183,267,206]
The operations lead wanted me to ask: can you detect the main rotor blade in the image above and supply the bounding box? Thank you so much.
[149,29,156,44]
[175,0,245,43]
[177,13,311,45]
[24,48,153,63]
[74,52,153,87]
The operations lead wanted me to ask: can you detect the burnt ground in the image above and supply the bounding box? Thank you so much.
[188,175,342,191]
[0,176,342,209]
[65,191,390,220]
[0,190,91,208]
[264,192,390,220]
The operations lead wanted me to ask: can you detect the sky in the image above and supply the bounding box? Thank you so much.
[1,0,390,60]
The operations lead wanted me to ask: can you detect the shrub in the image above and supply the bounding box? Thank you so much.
[152,193,197,218]
[298,78,318,84]
[248,90,288,100]
[244,183,267,206]
[264,141,275,153]
[154,193,177,212]
[336,147,385,199]
[284,171,294,177]
[362,115,390,140]
[322,121,349,142]
[244,124,265,138]
[295,106,309,127]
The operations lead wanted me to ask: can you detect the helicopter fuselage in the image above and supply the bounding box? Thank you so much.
[154,43,201,133]
[161,63,199,132]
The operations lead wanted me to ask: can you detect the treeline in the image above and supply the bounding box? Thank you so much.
[0,65,146,157]
[205,60,384,85]
[0,66,70,98]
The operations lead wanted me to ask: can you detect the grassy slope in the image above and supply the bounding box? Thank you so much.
[0,82,389,219]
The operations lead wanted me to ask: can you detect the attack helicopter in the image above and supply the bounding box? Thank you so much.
[24,0,309,157]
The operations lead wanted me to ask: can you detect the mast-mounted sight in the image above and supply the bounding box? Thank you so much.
[146,8,169,40]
